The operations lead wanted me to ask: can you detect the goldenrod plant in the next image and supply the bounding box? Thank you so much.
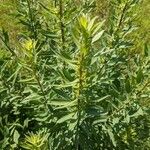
[0,0,149,149]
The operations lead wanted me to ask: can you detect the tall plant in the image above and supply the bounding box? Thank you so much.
[0,0,149,149]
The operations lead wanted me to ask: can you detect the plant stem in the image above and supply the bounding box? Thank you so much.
[27,0,37,39]
[75,53,84,149]
[59,0,65,44]
[33,67,53,112]
[116,2,128,33]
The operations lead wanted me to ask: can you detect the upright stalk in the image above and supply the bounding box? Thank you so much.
[59,0,65,45]
[115,2,128,33]
[27,0,37,39]
[32,65,53,113]
[75,53,84,149]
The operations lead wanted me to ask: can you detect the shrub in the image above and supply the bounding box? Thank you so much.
[0,0,149,149]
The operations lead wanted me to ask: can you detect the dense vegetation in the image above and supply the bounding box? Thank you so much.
[0,0,149,149]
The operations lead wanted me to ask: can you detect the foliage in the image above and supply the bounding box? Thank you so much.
[21,130,49,150]
[131,0,150,54]
[0,0,149,149]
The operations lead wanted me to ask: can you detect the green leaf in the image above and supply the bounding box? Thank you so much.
[92,20,105,35]
[125,78,131,93]
[79,15,88,29]
[62,69,74,82]
[2,28,9,44]
[55,53,77,69]
[87,16,98,31]
[13,130,20,144]
[55,100,77,110]
[19,77,35,83]
[57,112,77,124]
[53,79,78,88]
[136,68,143,83]
[7,64,21,82]
[50,99,72,106]
[124,114,130,123]
[107,128,116,147]
[130,108,144,117]
[52,88,71,99]
[92,30,104,43]
[92,95,111,103]
[144,43,150,57]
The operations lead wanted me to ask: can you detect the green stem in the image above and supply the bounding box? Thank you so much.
[116,2,128,33]
[27,0,37,39]
[59,0,65,44]
[75,54,84,149]
[33,65,53,112]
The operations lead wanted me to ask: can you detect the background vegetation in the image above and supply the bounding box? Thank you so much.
[0,0,149,149]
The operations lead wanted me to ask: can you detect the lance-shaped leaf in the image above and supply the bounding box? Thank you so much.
[57,112,77,124]
[92,30,104,43]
